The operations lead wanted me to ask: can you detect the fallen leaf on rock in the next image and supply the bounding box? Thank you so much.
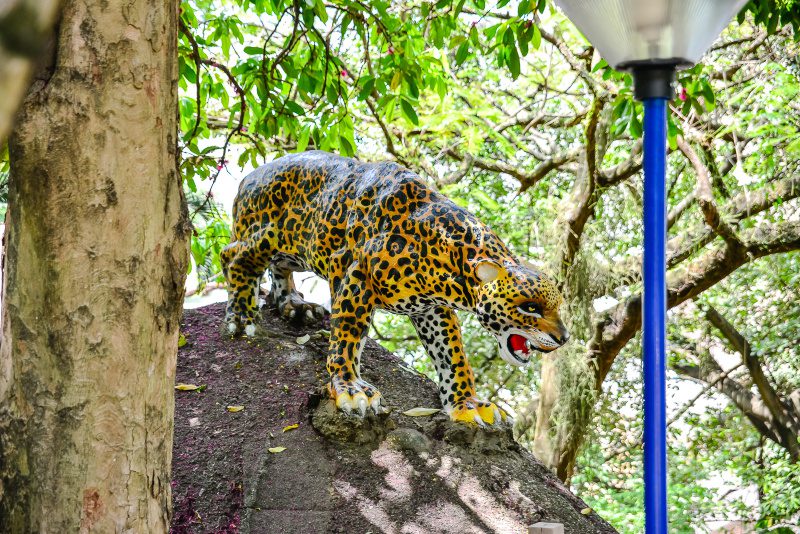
[282,424,299,432]
[268,447,287,453]
[226,405,244,412]
[581,507,592,515]
[175,383,201,391]
[402,407,440,417]
[178,333,187,348]
[296,334,310,344]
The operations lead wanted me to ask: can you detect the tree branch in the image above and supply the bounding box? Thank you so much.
[591,220,800,387]
[704,304,800,459]
[676,137,743,247]
[667,190,696,230]
[558,98,603,279]
[445,146,581,192]
[666,172,800,268]
[597,139,643,187]
[672,361,784,446]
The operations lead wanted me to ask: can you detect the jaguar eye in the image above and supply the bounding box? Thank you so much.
[518,302,542,318]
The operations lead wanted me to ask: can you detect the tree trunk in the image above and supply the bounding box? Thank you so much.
[0,0,188,531]
[532,350,597,482]
[532,353,560,469]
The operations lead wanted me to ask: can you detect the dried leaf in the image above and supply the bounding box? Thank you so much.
[581,508,592,515]
[175,383,201,391]
[268,447,287,453]
[227,405,244,412]
[402,407,440,417]
[296,334,310,345]
[282,424,299,432]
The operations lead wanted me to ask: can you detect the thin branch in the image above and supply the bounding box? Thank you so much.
[704,304,800,459]
[666,172,800,267]
[597,139,643,187]
[446,146,581,192]
[673,360,784,446]
[667,190,696,230]
[558,98,604,279]
[676,137,743,247]
[668,362,743,426]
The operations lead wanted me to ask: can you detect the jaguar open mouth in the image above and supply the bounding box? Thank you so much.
[506,333,542,364]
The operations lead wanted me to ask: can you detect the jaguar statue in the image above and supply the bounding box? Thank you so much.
[221,151,569,426]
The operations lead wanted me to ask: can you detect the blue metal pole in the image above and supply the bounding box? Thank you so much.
[642,97,668,534]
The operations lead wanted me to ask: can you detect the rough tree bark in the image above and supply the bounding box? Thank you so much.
[0,0,189,531]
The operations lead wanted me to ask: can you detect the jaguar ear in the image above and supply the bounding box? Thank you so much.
[475,260,502,283]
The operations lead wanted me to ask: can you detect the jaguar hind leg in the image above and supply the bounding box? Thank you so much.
[269,257,327,326]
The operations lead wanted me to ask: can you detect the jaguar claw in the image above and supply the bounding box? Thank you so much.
[244,324,256,337]
[227,322,237,334]
[329,377,384,417]
[450,397,508,427]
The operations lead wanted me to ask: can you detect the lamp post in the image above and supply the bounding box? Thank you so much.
[547,1,748,532]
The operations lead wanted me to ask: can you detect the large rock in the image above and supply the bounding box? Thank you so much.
[171,303,617,534]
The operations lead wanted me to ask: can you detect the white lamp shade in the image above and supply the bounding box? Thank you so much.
[552,0,748,68]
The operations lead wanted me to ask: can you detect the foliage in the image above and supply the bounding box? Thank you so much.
[186,189,231,285]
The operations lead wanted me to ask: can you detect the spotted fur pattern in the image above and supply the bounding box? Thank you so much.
[222,151,569,426]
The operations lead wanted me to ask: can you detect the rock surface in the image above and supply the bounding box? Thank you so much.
[171,303,617,534]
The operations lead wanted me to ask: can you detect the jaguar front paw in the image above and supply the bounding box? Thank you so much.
[328,376,384,416]
[449,398,509,428]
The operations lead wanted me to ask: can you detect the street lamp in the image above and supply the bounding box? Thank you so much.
[548,1,747,533]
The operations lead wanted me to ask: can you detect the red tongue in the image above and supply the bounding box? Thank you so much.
[509,334,529,354]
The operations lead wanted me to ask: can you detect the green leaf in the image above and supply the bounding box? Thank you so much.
[629,113,642,138]
[358,77,375,101]
[284,100,304,115]
[400,98,419,125]
[702,83,716,111]
[339,134,356,156]
[531,24,541,50]
[507,44,521,79]
[296,126,311,152]
[455,41,470,64]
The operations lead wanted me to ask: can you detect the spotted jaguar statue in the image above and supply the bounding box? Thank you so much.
[221,151,569,426]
